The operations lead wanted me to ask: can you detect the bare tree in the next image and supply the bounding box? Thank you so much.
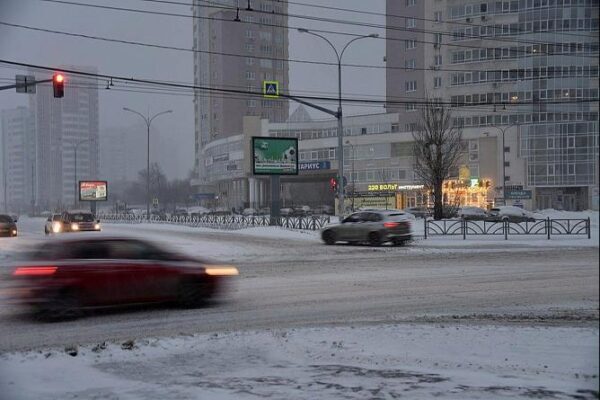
[412,99,463,220]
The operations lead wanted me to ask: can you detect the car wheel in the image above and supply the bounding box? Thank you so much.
[322,230,336,245]
[40,288,83,321]
[393,238,407,246]
[177,278,210,308]
[368,232,382,246]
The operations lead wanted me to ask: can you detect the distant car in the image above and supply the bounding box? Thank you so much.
[9,236,239,320]
[0,214,18,237]
[59,211,101,233]
[457,206,488,221]
[403,207,431,219]
[486,206,538,223]
[280,208,292,216]
[321,210,412,246]
[44,213,66,234]
[290,205,311,217]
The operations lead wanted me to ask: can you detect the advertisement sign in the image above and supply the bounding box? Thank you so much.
[79,181,108,201]
[299,161,331,171]
[252,137,298,175]
[368,183,398,192]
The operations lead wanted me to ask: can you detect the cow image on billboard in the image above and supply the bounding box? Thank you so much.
[252,137,299,175]
[79,181,108,201]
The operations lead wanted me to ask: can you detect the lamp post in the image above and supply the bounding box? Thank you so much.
[297,29,378,217]
[487,123,519,203]
[123,107,173,220]
[345,140,356,211]
[73,138,95,207]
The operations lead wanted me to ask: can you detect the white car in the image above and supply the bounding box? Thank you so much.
[457,206,488,221]
[44,213,65,234]
[486,206,538,223]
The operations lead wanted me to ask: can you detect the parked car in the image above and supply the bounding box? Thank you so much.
[457,206,488,221]
[9,236,239,320]
[0,214,18,237]
[321,210,412,246]
[44,213,66,234]
[280,208,292,216]
[403,207,431,219]
[171,209,188,219]
[486,206,538,223]
[242,208,257,216]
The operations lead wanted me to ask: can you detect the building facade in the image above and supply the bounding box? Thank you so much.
[192,0,289,194]
[198,112,509,213]
[0,106,36,213]
[386,0,598,210]
[29,67,99,209]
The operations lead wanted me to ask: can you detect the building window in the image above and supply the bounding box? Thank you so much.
[245,30,255,39]
[547,137,554,149]
[434,55,443,66]
[405,59,416,69]
[568,163,575,175]
[260,59,272,68]
[245,71,256,80]
[245,44,254,52]
[434,11,442,22]
[567,136,575,148]
[504,161,510,167]
[406,0,416,5]
[245,57,254,66]
[406,18,417,28]
[547,165,555,176]
[434,33,442,44]
[504,146,510,153]
[405,80,417,92]
[434,76,442,88]
[405,103,416,111]
[405,40,417,50]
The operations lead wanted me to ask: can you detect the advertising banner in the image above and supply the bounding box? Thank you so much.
[79,181,108,201]
[252,137,298,175]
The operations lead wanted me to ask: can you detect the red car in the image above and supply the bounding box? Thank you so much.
[10,236,238,320]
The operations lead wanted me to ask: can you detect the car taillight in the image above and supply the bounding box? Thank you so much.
[383,222,399,228]
[13,266,57,276]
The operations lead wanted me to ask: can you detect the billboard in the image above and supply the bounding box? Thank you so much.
[79,181,108,201]
[252,137,298,175]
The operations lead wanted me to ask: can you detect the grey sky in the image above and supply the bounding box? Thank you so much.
[0,0,386,178]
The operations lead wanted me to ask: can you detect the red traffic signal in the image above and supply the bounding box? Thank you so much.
[53,72,64,98]
[329,177,337,192]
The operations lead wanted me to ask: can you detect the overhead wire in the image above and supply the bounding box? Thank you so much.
[33,0,599,58]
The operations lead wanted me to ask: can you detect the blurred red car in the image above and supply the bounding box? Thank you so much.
[10,236,238,320]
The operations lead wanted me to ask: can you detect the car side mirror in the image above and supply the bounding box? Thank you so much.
[13,218,18,223]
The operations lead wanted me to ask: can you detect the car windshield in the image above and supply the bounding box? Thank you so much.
[0,215,13,223]
[70,213,95,222]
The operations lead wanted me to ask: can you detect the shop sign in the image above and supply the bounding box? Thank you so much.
[368,183,398,192]
[506,189,532,200]
[299,161,331,171]
[397,185,425,190]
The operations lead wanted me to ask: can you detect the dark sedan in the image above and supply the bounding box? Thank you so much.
[9,237,239,320]
[0,214,18,237]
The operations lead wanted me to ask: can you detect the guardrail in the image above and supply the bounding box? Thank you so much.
[424,217,591,240]
[97,213,331,231]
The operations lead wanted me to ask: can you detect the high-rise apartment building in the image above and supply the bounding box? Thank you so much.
[0,106,36,213]
[29,67,99,209]
[192,0,289,193]
[386,0,598,210]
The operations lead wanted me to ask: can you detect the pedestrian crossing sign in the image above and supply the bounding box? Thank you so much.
[263,80,279,98]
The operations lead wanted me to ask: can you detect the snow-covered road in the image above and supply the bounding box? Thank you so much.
[0,217,597,399]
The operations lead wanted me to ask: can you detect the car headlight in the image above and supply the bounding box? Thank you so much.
[11,229,17,236]
[94,223,101,230]
[52,222,62,233]
[71,223,79,231]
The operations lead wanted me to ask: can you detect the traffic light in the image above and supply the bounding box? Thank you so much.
[329,177,337,193]
[53,72,64,98]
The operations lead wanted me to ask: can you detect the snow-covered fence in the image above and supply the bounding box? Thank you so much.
[97,213,330,231]
[424,217,591,240]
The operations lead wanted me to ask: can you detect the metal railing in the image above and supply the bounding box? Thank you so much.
[97,213,331,231]
[424,217,591,240]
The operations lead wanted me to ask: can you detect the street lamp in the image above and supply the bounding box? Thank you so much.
[123,107,173,220]
[72,138,95,207]
[298,28,378,217]
[345,140,356,211]
[486,123,519,204]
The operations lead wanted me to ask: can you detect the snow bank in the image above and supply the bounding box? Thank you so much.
[0,323,597,400]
